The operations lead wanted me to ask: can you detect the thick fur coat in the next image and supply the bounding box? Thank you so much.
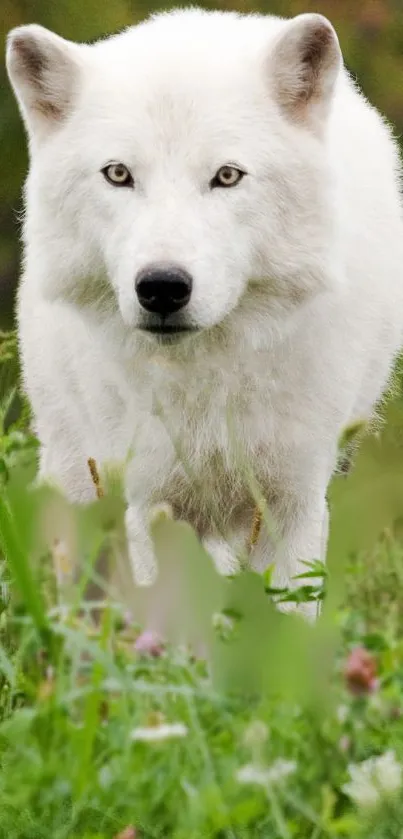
[6,9,403,616]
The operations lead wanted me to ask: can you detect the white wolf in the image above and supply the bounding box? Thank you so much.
[6,8,403,616]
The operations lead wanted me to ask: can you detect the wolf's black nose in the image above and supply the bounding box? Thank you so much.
[135,263,192,316]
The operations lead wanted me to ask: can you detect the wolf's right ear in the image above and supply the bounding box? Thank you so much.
[6,25,82,144]
[270,14,342,132]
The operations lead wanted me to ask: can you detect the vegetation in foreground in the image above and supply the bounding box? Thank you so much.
[1,335,403,838]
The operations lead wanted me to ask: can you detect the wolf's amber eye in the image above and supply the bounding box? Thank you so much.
[102,162,134,187]
[211,165,245,189]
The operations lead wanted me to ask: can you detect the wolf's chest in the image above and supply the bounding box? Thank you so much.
[152,442,260,537]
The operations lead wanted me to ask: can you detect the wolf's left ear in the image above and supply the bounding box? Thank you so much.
[270,14,342,130]
[6,25,82,144]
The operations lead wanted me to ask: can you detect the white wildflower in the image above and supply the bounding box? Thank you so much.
[131,722,188,742]
[266,758,297,783]
[236,758,297,788]
[375,751,403,794]
[343,750,402,809]
[236,763,272,787]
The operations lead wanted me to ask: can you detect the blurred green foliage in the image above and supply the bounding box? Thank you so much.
[1,331,403,836]
[1,0,403,327]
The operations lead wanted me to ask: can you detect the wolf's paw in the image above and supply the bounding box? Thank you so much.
[276,598,320,623]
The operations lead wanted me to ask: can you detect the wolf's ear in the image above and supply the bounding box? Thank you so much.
[6,25,82,143]
[270,14,341,130]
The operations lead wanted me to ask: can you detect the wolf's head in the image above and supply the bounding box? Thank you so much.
[7,9,342,345]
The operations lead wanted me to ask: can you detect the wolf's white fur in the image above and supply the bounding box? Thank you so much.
[6,9,403,615]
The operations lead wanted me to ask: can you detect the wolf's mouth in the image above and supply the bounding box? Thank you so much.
[138,324,199,336]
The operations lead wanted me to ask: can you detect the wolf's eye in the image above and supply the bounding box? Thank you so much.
[102,162,134,187]
[210,165,245,189]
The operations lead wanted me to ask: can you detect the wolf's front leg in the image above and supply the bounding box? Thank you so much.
[123,418,178,586]
[253,492,329,621]
[125,504,159,586]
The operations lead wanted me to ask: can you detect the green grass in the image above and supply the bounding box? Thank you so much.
[1,336,403,838]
